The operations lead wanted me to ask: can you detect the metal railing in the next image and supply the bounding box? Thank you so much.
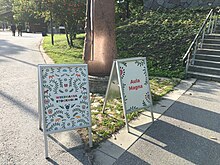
[183,9,218,75]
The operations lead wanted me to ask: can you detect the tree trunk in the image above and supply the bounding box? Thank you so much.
[84,0,117,76]
[126,0,130,19]
[65,25,71,46]
[50,11,54,45]
[70,33,74,47]
[83,0,92,61]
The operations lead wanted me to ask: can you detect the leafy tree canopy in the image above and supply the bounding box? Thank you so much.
[38,0,86,46]
[0,0,14,22]
[13,0,39,23]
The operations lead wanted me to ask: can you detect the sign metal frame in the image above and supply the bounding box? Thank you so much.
[38,64,92,158]
[103,57,154,132]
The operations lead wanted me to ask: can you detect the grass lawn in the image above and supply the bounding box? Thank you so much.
[42,7,208,144]
[43,34,84,64]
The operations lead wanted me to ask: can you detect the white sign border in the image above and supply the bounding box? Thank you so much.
[103,57,154,132]
[38,64,93,158]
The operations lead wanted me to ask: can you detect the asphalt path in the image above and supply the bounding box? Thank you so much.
[0,32,90,165]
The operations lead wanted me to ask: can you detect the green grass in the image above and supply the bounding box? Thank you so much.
[43,34,84,64]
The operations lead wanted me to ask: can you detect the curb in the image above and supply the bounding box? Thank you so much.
[39,38,54,64]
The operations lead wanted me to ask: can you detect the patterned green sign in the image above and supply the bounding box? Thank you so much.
[39,64,91,134]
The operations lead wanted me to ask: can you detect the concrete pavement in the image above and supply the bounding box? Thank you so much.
[0,32,91,164]
[112,80,220,165]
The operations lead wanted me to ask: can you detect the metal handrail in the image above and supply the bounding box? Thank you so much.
[182,8,220,78]
[183,9,214,63]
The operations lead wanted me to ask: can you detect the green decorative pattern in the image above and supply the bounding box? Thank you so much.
[118,58,151,114]
[40,65,91,133]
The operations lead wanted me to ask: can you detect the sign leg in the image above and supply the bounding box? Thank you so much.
[88,127,93,147]
[150,106,154,122]
[44,134,49,159]
[38,75,42,131]
[102,96,108,114]
[102,61,116,113]
[39,106,42,130]
[39,116,42,130]
[124,114,130,133]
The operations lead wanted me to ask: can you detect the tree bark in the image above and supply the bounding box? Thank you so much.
[65,25,71,46]
[50,11,54,45]
[83,0,92,61]
[84,0,117,76]
[126,0,130,19]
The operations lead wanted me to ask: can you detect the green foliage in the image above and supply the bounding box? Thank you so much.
[13,0,39,23]
[12,0,86,47]
[38,0,86,47]
[115,0,143,22]
[0,0,13,22]
[116,8,209,78]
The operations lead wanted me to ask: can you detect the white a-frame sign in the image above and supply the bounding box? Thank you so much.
[103,57,154,132]
[38,64,92,158]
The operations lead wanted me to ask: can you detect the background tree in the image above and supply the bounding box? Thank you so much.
[53,0,86,47]
[13,0,38,23]
[115,0,143,22]
[0,0,14,23]
[37,0,86,47]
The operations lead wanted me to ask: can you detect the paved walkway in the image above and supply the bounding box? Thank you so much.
[0,32,90,164]
[112,80,220,165]
[1,31,220,165]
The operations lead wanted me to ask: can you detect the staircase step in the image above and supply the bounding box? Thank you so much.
[202,39,220,44]
[197,48,220,55]
[201,43,220,49]
[215,25,220,30]
[195,54,220,61]
[214,30,220,34]
[205,34,220,40]
[187,71,220,81]
[188,65,220,75]
[193,59,220,68]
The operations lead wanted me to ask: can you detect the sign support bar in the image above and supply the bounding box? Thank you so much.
[38,64,92,158]
[44,134,49,158]
[103,57,155,133]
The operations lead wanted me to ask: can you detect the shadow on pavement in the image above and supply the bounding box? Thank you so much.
[114,99,220,165]
[1,55,37,67]
[189,80,220,95]
[164,101,220,133]
[0,38,41,56]
[0,90,38,118]
[113,151,150,165]
[0,39,27,55]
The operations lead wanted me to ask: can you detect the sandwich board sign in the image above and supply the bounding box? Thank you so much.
[103,57,154,132]
[38,64,92,158]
